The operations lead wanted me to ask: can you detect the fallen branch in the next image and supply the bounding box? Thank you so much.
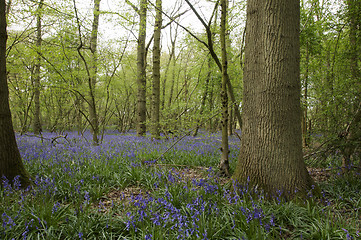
[145,163,207,170]
[22,133,70,145]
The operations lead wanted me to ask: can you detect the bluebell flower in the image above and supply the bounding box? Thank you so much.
[52,201,61,214]
[2,212,16,230]
[13,175,22,190]
[342,228,352,240]
[1,176,12,195]
[84,191,90,204]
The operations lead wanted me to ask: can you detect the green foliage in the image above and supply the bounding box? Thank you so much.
[300,0,360,136]
[2,132,361,239]
[3,0,361,238]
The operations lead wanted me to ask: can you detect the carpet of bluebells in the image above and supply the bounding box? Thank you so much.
[1,131,360,239]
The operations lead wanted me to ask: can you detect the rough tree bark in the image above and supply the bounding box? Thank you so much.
[136,0,147,136]
[32,0,43,134]
[151,0,162,139]
[233,0,315,197]
[88,0,101,145]
[219,0,230,176]
[0,0,31,187]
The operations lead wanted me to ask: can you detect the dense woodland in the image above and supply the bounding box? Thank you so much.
[0,0,361,238]
[6,0,360,172]
[7,0,242,136]
[2,0,360,186]
[6,0,358,142]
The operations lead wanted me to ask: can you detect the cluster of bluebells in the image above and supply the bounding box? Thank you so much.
[2,212,16,231]
[2,131,239,239]
[0,131,359,239]
[125,190,220,239]
[16,130,240,173]
[123,171,278,239]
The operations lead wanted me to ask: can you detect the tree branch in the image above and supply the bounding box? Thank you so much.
[125,0,139,13]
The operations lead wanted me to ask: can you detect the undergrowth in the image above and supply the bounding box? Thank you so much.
[1,131,360,239]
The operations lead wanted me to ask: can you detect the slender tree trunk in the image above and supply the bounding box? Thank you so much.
[161,25,177,111]
[136,0,147,136]
[0,0,30,187]
[219,0,230,176]
[228,107,233,135]
[151,0,162,139]
[32,0,43,134]
[168,59,175,108]
[184,74,188,106]
[20,91,34,134]
[168,50,180,108]
[161,50,172,111]
[233,0,314,197]
[193,56,211,137]
[319,49,331,132]
[224,0,239,133]
[185,0,242,130]
[88,0,101,144]
[208,62,215,132]
[326,48,335,130]
[74,95,83,135]
[302,45,309,147]
[346,0,359,93]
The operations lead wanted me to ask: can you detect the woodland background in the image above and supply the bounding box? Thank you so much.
[7,0,359,149]
[1,0,361,239]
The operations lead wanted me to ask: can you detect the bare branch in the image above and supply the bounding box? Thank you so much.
[183,0,222,70]
[161,10,187,29]
[208,0,220,26]
[184,0,208,29]
[125,0,139,13]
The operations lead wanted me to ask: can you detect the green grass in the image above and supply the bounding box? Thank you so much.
[1,131,360,239]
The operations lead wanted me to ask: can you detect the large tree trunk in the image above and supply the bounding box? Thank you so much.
[219,0,230,176]
[136,0,147,136]
[151,0,162,139]
[32,0,43,134]
[233,0,314,197]
[0,0,30,187]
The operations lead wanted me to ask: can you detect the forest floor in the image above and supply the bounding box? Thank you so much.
[1,131,360,239]
[102,165,349,208]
